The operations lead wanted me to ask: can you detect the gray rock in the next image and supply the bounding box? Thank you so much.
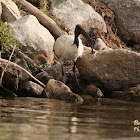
[111,83,140,102]
[18,81,44,97]
[33,50,54,66]
[83,84,104,98]
[8,15,55,65]
[36,64,67,85]
[94,38,112,51]
[129,84,140,96]
[14,58,31,82]
[111,90,140,103]
[114,0,140,44]
[43,79,83,103]
[0,61,21,89]
[50,0,107,33]
[44,64,67,83]
[1,0,21,22]
[77,49,140,92]
[35,71,53,85]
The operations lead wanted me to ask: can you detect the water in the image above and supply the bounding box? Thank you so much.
[0,97,140,140]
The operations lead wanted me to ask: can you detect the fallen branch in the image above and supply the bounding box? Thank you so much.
[0,58,46,88]
[10,45,44,72]
[16,0,65,39]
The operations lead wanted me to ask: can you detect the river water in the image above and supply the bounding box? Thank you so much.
[0,97,140,140]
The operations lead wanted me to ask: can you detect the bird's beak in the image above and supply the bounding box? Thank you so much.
[80,28,93,54]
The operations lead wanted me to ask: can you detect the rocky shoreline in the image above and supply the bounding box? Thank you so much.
[1,0,140,103]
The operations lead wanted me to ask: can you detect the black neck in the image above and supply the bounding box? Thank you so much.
[73,26,80,48]
[73,24,93,53]
[74,36,79,48]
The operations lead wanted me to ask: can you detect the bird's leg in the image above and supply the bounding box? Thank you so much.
[61,63,66,84]
[73,61,81,89]
[61,63,64,76]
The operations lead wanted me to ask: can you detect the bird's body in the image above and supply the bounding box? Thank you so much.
[53,24,93,88]
[54,35,84,63]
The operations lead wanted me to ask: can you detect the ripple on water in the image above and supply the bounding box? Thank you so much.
[0,97,140,140]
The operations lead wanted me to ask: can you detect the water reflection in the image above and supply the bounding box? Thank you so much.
[0,97,140,140]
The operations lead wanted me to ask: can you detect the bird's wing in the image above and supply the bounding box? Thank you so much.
[54,35,74,58]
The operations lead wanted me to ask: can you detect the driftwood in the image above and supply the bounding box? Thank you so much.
[0,58,45,88]
[16,0,65,39]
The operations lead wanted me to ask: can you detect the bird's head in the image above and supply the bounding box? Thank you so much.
[75,24,93,54]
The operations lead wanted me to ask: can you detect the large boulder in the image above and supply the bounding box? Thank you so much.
[1,0,21,22]
[114,0,140,45]
[8,15,55,65]
[77,49,140,92]
[50,0,107,33]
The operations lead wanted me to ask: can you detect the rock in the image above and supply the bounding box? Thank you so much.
[14,58,31,82]
[0,61,21,89]
[18,81,44,97]
[111,90,140,103]
[50,0,107,33]
[77,49,140,92]
[129,84,140,96]
[44,64,67,83]
[132,44,140,53]
[111,83,140,102]
[114,0,140,44]
[0,59,31,91]
[83,84,104,98]
[35,64,67,85]
[43,79,83,103]
[80,95,94,101]
[1,0,21,22]
[33,50,54,66]
[94,38,112,51]
[8,15,55,65]
[35,71,53,85]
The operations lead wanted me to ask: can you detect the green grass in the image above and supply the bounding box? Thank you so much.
[0,20,22,60]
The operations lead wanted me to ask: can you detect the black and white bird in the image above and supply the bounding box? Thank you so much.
[54,24,93,88]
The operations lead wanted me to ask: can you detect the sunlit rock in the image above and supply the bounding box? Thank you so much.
[77,49,140,92]
[18,81,44,97]
[83,84,104,98]
[43,79,83,103]
[1,0,21,22]
[8,15,55,65]
[114,0,140,44]
[50,0,107,34]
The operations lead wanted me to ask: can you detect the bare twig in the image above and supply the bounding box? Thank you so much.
[0,45,16,86]
[0,85,17,97]
[0,58,46,88]
[10,45,44,71]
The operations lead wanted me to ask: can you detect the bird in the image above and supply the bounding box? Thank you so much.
[54,24,93,88]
